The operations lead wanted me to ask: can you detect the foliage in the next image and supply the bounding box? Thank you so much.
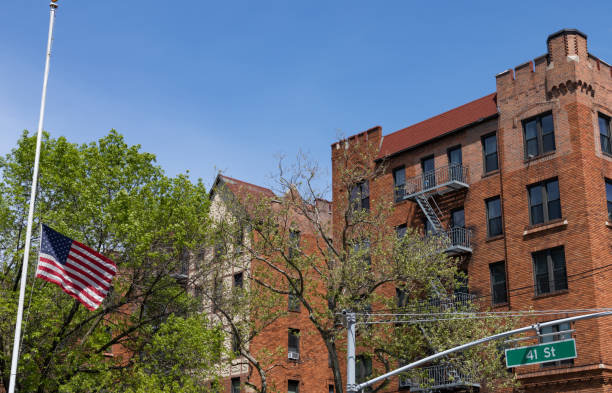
[0,131,223,392]
[209,142,518,393]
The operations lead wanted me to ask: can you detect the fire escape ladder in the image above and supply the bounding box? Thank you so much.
[415,194,445,234]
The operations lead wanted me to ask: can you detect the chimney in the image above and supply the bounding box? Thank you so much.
[547,29,588,64]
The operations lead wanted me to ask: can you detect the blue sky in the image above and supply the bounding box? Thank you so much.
[1,1,611,194]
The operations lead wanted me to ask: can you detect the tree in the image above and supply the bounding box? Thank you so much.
[199,175,289,393]
[0,131,225,392]
[210,141,517,393]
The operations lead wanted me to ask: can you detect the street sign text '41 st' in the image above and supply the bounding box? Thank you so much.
[505,339,577,368]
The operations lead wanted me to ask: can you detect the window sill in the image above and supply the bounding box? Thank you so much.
[486,234,504,242]
[523,150,556,164]
[481,169,500,179]
[606,221,612,228]
[603,151,612,159]
[523,219,568,237]
[491,301,509,309]
[533,289,569,300]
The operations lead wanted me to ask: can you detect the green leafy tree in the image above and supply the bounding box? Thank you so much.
[0,131,224,392]
[211,144,517,393]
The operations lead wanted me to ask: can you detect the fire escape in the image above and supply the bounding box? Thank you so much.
[396,164,476,392]
[397,163,472,255]
[399,363,480,392]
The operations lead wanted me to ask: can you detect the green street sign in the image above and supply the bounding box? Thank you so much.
[505,339,577,368]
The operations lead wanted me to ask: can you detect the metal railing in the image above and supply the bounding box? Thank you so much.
[423,227,472,253]
[416,292,476,314]
[447,227,471,250]
[399,363,480,391]
[401,164,469,199]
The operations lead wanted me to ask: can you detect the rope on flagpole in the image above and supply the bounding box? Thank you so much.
[18,224,43,355]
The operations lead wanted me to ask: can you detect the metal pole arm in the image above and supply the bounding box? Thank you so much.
[352,311,612,392]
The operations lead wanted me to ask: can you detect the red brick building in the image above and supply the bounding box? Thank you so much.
[213,29,611,393]
[331,29,612,392]
[206,175,336,393]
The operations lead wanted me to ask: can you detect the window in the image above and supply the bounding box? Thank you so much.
[532,247,567,295]
[396,287,408,308]
[213,240,224,261]
[489,262,508,305]
[329,385,335,393]
[599,113,611,155]
[231,332,240,354]
[393,166,406,202]
[194,285,204,311]
[288,329,300,356]
[179,248,189,275]
[421,156,436,189]
[447,145,463,182]
[288,230,300,259]
[482,133,498,173]
[396,224,407,239]
[356,355,372,384]
[607,179,612,221]
[288,287,300,312]
[523,112,555,158]
[450,208,465,246]
[349,181,370,211]
[540,322,573,367]
[234,225,244,254]
[233,272,243,288]
[353,239,371,266]
[450,208,465,229]
[212,275,223,312]
[448,145,462,165]
[455,269,469,295]
[288,380,299,393]
[231,378,241,393]
[486,196,503,237]
[528,178,561,225]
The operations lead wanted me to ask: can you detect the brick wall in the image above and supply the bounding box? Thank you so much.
[217,29,612,393]
[328,29,612,393]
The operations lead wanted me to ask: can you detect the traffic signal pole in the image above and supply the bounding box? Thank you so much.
[345,312,357,393]
[346,310,612,393]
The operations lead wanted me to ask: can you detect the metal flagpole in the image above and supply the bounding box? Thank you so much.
[8,1,59,392]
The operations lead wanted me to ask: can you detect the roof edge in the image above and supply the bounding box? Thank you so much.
[376,112,499,162]
[547,28,587,42]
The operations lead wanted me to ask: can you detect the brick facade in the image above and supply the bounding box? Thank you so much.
[330,29,612,392]
[215,30,611,393]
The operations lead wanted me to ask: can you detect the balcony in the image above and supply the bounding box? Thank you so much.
[397,164,469,201]
[425,227,472,255]
[415,292,476,314]
[445,227,472,255]
[169,257,189,286]
[399,363,480,392]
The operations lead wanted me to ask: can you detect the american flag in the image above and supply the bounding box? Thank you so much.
[36,224,117,311]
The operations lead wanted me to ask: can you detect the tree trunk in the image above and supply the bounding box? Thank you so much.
[325,336,344,393]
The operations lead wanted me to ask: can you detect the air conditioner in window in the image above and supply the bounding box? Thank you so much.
[398,376,412,388]
[288,351,300,360]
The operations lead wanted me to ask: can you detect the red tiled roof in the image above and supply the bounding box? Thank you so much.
[378,93,498,159]
[216,175,276,199]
